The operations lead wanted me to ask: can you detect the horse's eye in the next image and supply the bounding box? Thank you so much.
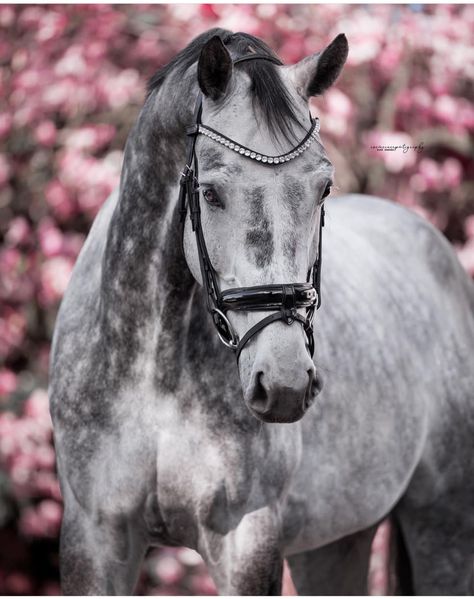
[203,188,222,207]
[322,183,332,200]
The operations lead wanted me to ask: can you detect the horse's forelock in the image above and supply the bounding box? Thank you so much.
[147,29,303,144]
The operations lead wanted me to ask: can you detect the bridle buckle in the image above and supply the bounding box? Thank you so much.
[283,307,298,325]
[211,308,239,350]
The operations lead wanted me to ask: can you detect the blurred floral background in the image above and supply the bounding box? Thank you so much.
[0,3,472,595]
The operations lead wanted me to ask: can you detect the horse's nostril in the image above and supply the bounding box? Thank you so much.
[305,369,323,409]
[313,372,324,394]
[249,371,271,414]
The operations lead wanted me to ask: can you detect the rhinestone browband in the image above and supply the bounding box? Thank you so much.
[197,118,320,164]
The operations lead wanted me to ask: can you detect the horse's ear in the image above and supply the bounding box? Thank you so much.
[289,34,348,98]
[198,36,233,101]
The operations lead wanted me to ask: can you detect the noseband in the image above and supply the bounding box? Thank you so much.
[178,53,325,362]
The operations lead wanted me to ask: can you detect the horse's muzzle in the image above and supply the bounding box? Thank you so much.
[244,367,323,423]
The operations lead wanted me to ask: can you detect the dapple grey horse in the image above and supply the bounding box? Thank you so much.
[49,28,474,595]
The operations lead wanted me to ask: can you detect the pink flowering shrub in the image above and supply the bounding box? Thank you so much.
[0,4,471,595]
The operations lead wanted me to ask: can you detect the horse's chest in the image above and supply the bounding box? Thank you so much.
[153,425,300,548]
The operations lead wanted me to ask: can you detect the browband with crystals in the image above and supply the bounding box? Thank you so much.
[196,118,320,164]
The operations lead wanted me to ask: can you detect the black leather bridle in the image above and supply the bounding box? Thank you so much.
[178,53,325,362]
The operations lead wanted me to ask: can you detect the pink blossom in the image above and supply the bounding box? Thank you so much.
[64,123,116,152]
[56,149,121,218]
[44,180,77,220]
[347,36,380,66]
[14,68,41,92]
[5,217,31,247]
[279,37,306,64]
[0,247,35,303]
[19,505,45,537]
[34,445,56,470]
[442,158,462,188]
[4,572,33,595]
[38,256,74,306]
[36,10,68,43]
[84,40,107,62]
[190,573,217,595]
[457,240,474,277]
[372,520,390,551]
[38,220,65,258]
[177,548,203,567]
[36,343,51,375]
[100,69,141,109]
[133,31,164,62]
[154,556,185,586]
[77,185,110,218]
[10,47,28,73]
[200,4,220,20]
[34,120,57,147]
[377,45,402,75]
[41,78,78,112]
[61,232,85,259]
[457,100,474,130]
[0,112,13,139]
[417,158,444,192]
[282,560,297,595]
[34,472,62,501]
[465,216,474,239]
[42,582,62,595]
[38,499,63,529]
[412,86,433,113]
[54,45,87,77]
[0,411,16,448]
[433,94,458,127]
[322,89,354,137]
[0,153,11,187]
[23,389,50,420]
[10,452,37,485]
[0,6,15,27]
[18,6,44,30]
[0,369,17,398]
[0,39,12,63]
[370,569,388,595]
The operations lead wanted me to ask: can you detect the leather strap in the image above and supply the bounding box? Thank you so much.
[315,204,325,309]
[220,283,316,311]
[233,54,283,66]
[235,311,308,362]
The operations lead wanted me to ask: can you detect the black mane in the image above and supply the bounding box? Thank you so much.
[147,28,302,142]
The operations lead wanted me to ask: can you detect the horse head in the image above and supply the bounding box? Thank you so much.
[181,31,348,423]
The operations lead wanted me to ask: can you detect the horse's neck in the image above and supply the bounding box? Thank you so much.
[97,82,249,424]
[98,91,201,382]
